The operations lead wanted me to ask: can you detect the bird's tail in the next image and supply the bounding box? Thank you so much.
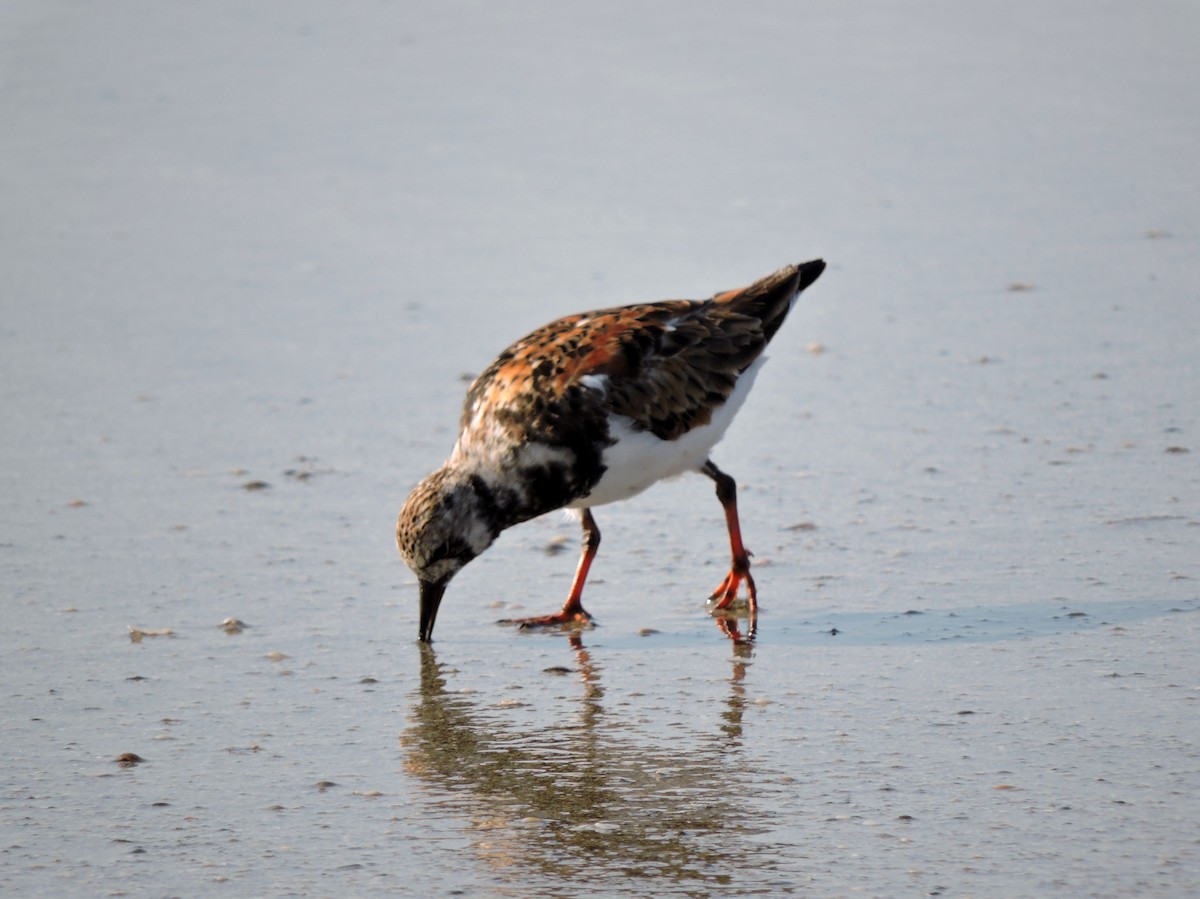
[712,258,826,342]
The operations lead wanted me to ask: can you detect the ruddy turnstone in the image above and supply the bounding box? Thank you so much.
[398,259,826,642]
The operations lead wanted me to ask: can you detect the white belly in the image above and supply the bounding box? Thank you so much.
[567,357,765,508]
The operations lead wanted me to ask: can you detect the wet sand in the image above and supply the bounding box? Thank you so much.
[3,1,1199,896]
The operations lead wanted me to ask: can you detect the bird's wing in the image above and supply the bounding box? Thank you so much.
[459,262,818,443]
[582,263,811,440]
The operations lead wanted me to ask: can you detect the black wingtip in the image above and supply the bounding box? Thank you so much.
[795,258,826,293]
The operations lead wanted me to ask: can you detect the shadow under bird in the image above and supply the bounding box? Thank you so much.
[397,258,826,642]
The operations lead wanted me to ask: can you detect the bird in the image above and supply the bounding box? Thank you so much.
[397,258,826,642]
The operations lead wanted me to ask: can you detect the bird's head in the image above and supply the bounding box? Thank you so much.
[396,467,499,642]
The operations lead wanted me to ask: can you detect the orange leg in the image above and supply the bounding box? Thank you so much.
[502,509,599,630]
[702,460,757,612]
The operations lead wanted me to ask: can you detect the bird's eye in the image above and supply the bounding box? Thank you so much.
[427,537,472,567]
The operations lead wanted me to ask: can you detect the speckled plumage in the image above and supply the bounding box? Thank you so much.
[398,259,826,642]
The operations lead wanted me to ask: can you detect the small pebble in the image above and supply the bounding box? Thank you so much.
[543,535,570,556]
[129,627,172,642]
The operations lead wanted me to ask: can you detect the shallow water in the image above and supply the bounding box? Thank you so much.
[5,593,1199,897]
[4,1,1200,896]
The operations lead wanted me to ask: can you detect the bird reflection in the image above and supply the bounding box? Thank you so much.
[402,632,776,890]
[713,608,757,645]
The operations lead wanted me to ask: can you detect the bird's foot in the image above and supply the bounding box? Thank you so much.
[499,607,594,631]
[709,563,757,613]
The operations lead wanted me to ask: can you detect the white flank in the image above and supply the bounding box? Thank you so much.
[567,357,766,508]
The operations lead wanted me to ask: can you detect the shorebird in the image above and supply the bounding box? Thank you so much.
[397,259,826,641]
